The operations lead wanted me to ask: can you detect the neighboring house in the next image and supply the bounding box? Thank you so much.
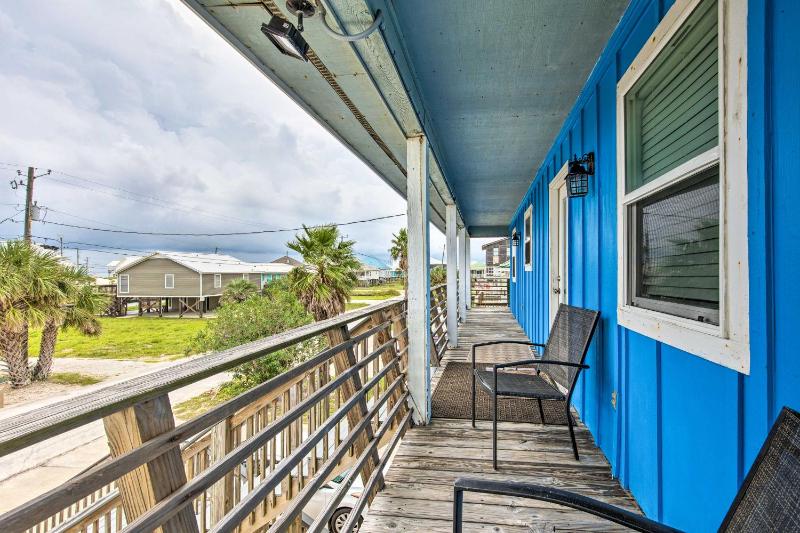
[271,255,303,267]
[481,238,509,278]
[355,261,399,286]
[113,251,291,315]
[470,263,486,278]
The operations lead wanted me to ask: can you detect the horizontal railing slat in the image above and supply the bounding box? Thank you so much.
[0,298,402,457]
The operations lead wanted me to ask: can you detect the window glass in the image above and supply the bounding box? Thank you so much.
[633,166,719,323]
[524,207,532,268]
[119,274,129,293]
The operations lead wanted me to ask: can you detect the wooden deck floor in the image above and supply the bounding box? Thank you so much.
[361,307,640,532]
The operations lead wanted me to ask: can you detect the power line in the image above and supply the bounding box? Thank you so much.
[38,213,405,237]
[45,169,283,229]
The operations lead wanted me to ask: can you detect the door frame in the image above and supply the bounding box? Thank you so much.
[548,163,570,324]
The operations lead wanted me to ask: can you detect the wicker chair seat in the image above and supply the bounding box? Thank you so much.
[475,369,565,400]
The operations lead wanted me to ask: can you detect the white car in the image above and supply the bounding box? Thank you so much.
[303,471,364,532]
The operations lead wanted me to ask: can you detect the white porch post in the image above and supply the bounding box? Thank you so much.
[406,134,431,424]
[465,233,472,309]
[446,204,459,347]
[458,227,468,320]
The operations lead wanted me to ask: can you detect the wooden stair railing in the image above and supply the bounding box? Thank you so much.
[0,297,420,533]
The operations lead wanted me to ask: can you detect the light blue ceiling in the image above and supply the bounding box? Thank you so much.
[365,0,628,232]
[182,0,627,236]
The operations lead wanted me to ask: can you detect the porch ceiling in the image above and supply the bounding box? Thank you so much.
[182,0,627,236]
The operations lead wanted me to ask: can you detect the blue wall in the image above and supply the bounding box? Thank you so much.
[508,0,800,530]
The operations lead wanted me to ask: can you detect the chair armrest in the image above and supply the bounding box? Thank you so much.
[493,359,590,370]
[453,478,681,533]
[471,341,545,369]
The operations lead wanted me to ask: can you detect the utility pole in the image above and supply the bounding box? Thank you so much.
[23,167,34,243]
[76,248,80,266]
[17,166,50,243]
[59,236,63,257]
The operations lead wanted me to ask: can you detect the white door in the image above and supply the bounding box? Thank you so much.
[549,165,569,324]
[556,184,568,306]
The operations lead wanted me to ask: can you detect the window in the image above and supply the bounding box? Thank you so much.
[511,244,517,282]
[242,273,249,281]
[165,274,174,289]
[214,273,221,288]
[118,274,129,294]
[523,205,532,271]
[617,0,748,372]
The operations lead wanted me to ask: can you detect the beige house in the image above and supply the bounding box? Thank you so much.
[114,252,293,316]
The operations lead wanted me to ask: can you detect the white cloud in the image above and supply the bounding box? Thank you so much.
[0,0,492,274]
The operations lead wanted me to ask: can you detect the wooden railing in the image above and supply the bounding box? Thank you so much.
[429,284,449,365]
[0,297,418,533]
[471,276,509,306]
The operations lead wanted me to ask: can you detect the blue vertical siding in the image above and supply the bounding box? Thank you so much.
[507,0,800,531]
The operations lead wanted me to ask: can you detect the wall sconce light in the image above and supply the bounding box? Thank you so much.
[566,152,594,198]
[511,229,520,247]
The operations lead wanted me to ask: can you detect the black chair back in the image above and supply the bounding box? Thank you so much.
[540,304,599,391]
[720,406,800,532]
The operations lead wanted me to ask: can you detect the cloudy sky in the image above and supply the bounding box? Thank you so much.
[0,0,491,276]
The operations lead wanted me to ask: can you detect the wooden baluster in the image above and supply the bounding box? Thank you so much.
[102,394,198,533]
[209,416,233,527]
[328,324,382,487]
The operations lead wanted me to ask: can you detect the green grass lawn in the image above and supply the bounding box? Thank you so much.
[345,302,370,311]
[351,282,403,300]
[28,317,208,361]
[49,372,104,385]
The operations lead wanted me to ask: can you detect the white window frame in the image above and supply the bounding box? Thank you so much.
[214,273,221,288]
[164,273,174,289]
[118,274,129,294]
[616,0,749,373]
[523,205,533,272]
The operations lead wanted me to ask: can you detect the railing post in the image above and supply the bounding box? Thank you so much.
[458,227,468,320]
[406,134,431,424]
[209,416,233,525]
[465,234,472,310]
[328,324,383,488]
[446,204,459,347]
[102,394,199,533]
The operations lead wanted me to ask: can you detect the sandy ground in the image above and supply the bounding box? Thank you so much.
[0,356,232,514]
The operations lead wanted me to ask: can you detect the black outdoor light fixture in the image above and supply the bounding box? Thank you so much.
[566,152,595,198]
[261,1,315,61]
[511,229,520,247]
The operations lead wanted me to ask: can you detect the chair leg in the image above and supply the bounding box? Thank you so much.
[537,399,545,425]
[492,391,498,470]
[566,405,579,461]
[471,370,476,428]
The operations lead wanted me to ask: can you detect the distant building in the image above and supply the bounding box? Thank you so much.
[481,238,509,278]
[271,255,303,267]
[355,260,401,286]
[113,251,293,315]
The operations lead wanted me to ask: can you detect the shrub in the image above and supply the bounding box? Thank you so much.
[191,279,319,390]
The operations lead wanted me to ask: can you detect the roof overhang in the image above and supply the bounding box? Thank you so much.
[181,0,627,236]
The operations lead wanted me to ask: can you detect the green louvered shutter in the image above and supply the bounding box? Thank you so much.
[625,0,719,193]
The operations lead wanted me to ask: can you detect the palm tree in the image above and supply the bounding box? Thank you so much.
[33,280,108,381]
[287,225,359,321]
[0,241,66,387]
[220,278,259,306]
[389,228,408,295]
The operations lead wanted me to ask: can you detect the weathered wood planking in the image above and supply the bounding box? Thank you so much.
[362,307,640,532]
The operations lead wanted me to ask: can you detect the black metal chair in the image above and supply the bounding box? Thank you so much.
[453,406,800,533]
[471,304,600,468]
